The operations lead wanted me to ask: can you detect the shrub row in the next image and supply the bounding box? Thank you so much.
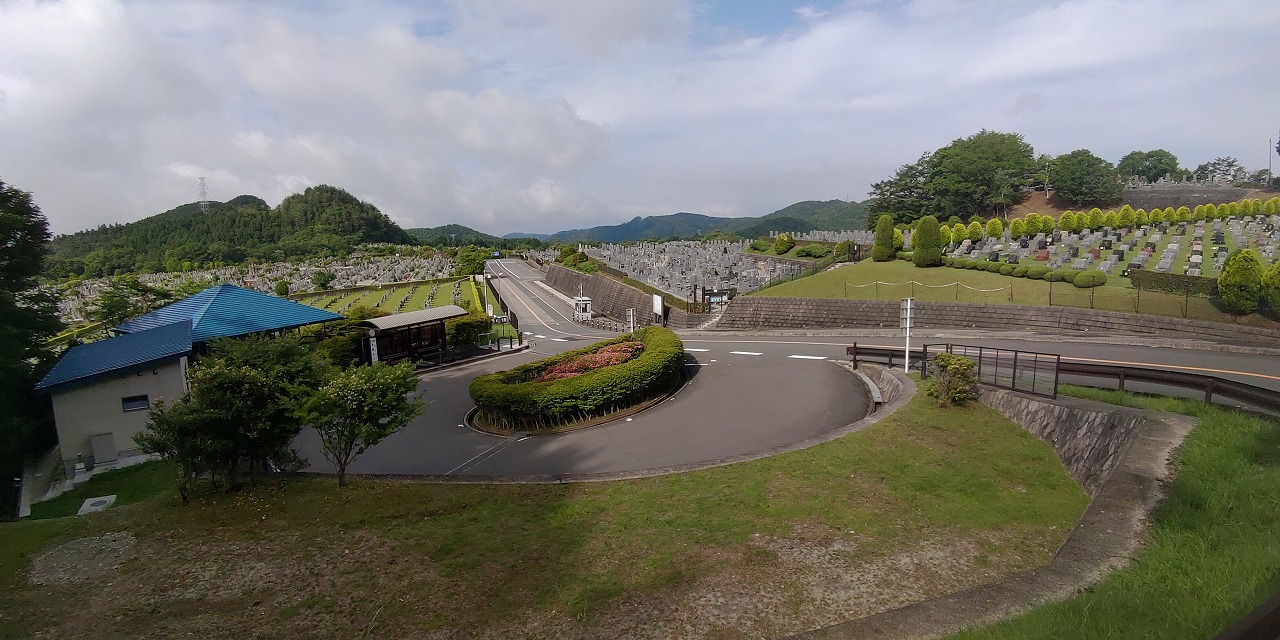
[468,326,685,430]
[1128,268,1218,297]
[941,257,1107,288]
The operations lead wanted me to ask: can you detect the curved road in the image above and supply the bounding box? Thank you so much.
[294,258,1280,479]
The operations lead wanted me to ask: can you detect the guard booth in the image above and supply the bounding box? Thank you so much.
[357,305,469,365]
[572,296,593,322]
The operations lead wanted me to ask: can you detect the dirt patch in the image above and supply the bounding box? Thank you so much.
[29,532,136,586]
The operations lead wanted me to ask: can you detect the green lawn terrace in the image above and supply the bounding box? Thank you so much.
[295,277,484,316]
[947,215,1279,280]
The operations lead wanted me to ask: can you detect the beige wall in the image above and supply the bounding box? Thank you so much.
[52,357,187,472]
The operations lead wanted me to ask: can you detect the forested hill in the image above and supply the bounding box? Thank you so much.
[542,199,868,243]
[46,185,415,278]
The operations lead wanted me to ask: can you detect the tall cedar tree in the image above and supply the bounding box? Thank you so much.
[871,215,896,261]
[0,181,62,518]
[912,216,943,267]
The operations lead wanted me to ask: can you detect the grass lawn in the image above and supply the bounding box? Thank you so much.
[297,278,482,316]
[0,390,1085,639]
[952,388,1280,640]
[755,259,1280,328]
[743,245,825,261]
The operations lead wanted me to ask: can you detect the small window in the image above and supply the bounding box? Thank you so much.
[121,395,150,412]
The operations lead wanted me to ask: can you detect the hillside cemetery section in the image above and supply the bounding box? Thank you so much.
[949,215,1279,279]
[582,240,811,301]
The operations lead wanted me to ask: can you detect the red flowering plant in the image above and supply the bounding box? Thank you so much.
[535,341,644,382]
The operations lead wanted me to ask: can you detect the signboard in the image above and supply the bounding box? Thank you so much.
[704,289,731,304]
[367,329,379,363]
[899,297,914,336]
[652,293,664,316]
[492,251,500,257]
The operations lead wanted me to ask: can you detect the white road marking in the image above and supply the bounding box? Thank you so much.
[523,332,533,335]
[550,338,568,342]
[534,335,547,339]
[684,348,710,352]
[729,351,764,356]
[788,355,827,360]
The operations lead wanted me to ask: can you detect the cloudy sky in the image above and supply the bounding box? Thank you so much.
[2,0,1279,236]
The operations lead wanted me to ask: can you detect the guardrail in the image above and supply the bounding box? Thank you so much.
[845,343,1280,415]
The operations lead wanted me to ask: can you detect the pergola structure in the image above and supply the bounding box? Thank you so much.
[357,305,469,365]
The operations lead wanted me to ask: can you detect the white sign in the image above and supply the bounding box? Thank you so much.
[367,329,379,363]
[652,293,664,316]
[900,298,914,373]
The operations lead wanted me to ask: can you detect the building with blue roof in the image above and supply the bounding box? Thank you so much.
[35,321,193,479]
[115,283,342,344]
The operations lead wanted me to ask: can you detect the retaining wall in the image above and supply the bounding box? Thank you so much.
[979,388,1146,497]
[543,265,714,329]
[715,296,1280,344]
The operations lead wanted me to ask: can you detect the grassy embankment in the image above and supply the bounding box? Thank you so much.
[1,391,1084,638]
[755,259,1280,328]
[953,387,1280,639]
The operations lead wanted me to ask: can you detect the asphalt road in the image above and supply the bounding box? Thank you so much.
[294,258,1280,479]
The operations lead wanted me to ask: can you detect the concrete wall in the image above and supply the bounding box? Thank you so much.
[52,357,187,476]
[978,387,1147,497]
[715,296,1280,344]
[1120,185,1252,211]
[543,264,714,329]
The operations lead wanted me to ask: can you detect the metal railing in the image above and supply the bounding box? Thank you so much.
[922,344,1060,398]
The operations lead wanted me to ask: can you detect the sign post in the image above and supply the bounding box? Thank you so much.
[626,308,636,333]
[900,297,914,374]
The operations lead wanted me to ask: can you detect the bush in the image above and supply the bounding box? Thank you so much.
[871,215,895,262]
[926,353,978,407]
[1072,269,1108,288]
[1263,260,1280,313]
[1045,270,1068,282]
[985,261,1003,272]
[469,327,684,430]
[773,233,796,255]
[749,238,771,252]
[1217,249,1265,314]
[446,313,494,346]
[897,251,914,261]
[1026,266,1051,280]
[912,215,943,267]
[795,244,832,259]
[999,264,1016,276]
[1012,265,1030,277]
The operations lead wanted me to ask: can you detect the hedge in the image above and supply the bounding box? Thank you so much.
[1072,269,1108,288]
[1128,268,1218,297]
[469,326,684,430]
[1027,266,1052,280]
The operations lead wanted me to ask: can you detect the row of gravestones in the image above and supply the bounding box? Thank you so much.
[586,240,806,301]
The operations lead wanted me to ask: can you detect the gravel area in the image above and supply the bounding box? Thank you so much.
[29,532,136,586]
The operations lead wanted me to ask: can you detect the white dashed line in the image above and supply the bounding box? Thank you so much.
[788,355,827,360]
[684,348,710,352]
[549,338,568,342]
[729,351,764,356]
[534,335,547,339]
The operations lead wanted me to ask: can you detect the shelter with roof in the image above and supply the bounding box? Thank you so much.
[358,305,469,365]
[36,284,342,480]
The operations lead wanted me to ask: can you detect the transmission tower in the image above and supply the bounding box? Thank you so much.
[198,177,209,214]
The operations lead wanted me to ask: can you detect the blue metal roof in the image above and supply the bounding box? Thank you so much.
[36,320,192,393]
[114,284,341,343]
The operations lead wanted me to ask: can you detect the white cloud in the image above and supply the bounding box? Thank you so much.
[1,0,1278,237]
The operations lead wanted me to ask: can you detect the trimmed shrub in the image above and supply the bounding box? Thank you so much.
[795,244,832,259]
[913,215,943,267]
[951,222,969,245]
[893,228,905,251]
[999,264,1016,276]
[1058,211,1078,233]
[926,353,978,407]
[446,313,494,346]
[1027,266,1051,280]
[773,233,796,255]
[1128,269,1217,297]
[1264,260,1280,313]
[896,251,914,261]
[871,215,895,261]
[967,221,984,242]
[939,224,952,248]
[1217,249,1264,314]
[749,238,772,252]
[1012,265,1030,277]
[469,326,684,430]
[1045,270,1068,282]
[1072,269,1108,288]
[985,261,1003,272]
[985,218,1004,239]
[1009,217,1026,239]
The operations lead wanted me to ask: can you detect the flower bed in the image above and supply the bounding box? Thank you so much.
[469,327,684,431]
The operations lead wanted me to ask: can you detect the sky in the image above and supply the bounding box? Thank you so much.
[2,0,1279,237]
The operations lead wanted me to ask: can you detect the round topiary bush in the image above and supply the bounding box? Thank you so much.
[985,261,1003,272]
[1027,266,1051,280]
[1012,265,1030,277]
[1045,270,1067,282]
[469,326,684,431]
[1072,269,1107,288]
[1217,248,1265,314]
[912,215,944,267]
[999,264,1016,276]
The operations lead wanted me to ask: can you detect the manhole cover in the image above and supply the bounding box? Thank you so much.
[77,495,117,515]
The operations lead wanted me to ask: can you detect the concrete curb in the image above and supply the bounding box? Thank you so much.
[787,394,1196,640]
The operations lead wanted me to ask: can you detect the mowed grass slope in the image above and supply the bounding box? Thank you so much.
[1,391,1086,639]
[953,389,1280,640]
[755,259,1280,328]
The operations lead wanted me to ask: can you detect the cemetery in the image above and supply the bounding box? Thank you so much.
[574,240,809,302]
[294,276,483,316]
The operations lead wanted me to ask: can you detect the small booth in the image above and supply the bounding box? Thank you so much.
[358,305,469,365]
[572,296,593,322]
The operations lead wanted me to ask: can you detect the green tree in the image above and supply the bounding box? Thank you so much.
[925,353,978,406]
[871,215,895,261]
[951,222,969,245]
[1134,209,1149,226]
[90,275,175,327]
[274,280,291,297]
[1117,149,1184,183]
[1009,217,1026,239]
[1050,149,1123,206]
[925,130,1036,218]
[966,221,984,242]
[0,181,62,518]
[302,362,424,486]
[135,398,227,504]
[1217,249,1265,314]
[1102,211,1119,228]
[893,228,905,251]
[1194,157,1245,183]
[939,224,952,247]
[311,270,336,291]
[454,245,490,276]
[912,216,943,267]
[1059,211,1079,233]
[773,233,796,255]
[985,218,1004,239]
[866,153,932,224]
[1263,259,1280,313]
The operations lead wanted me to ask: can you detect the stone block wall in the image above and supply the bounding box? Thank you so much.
[543,265,714,329]
[1120,185,1251,211]
[979,388,1147,497]
[715,296,1280,344]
